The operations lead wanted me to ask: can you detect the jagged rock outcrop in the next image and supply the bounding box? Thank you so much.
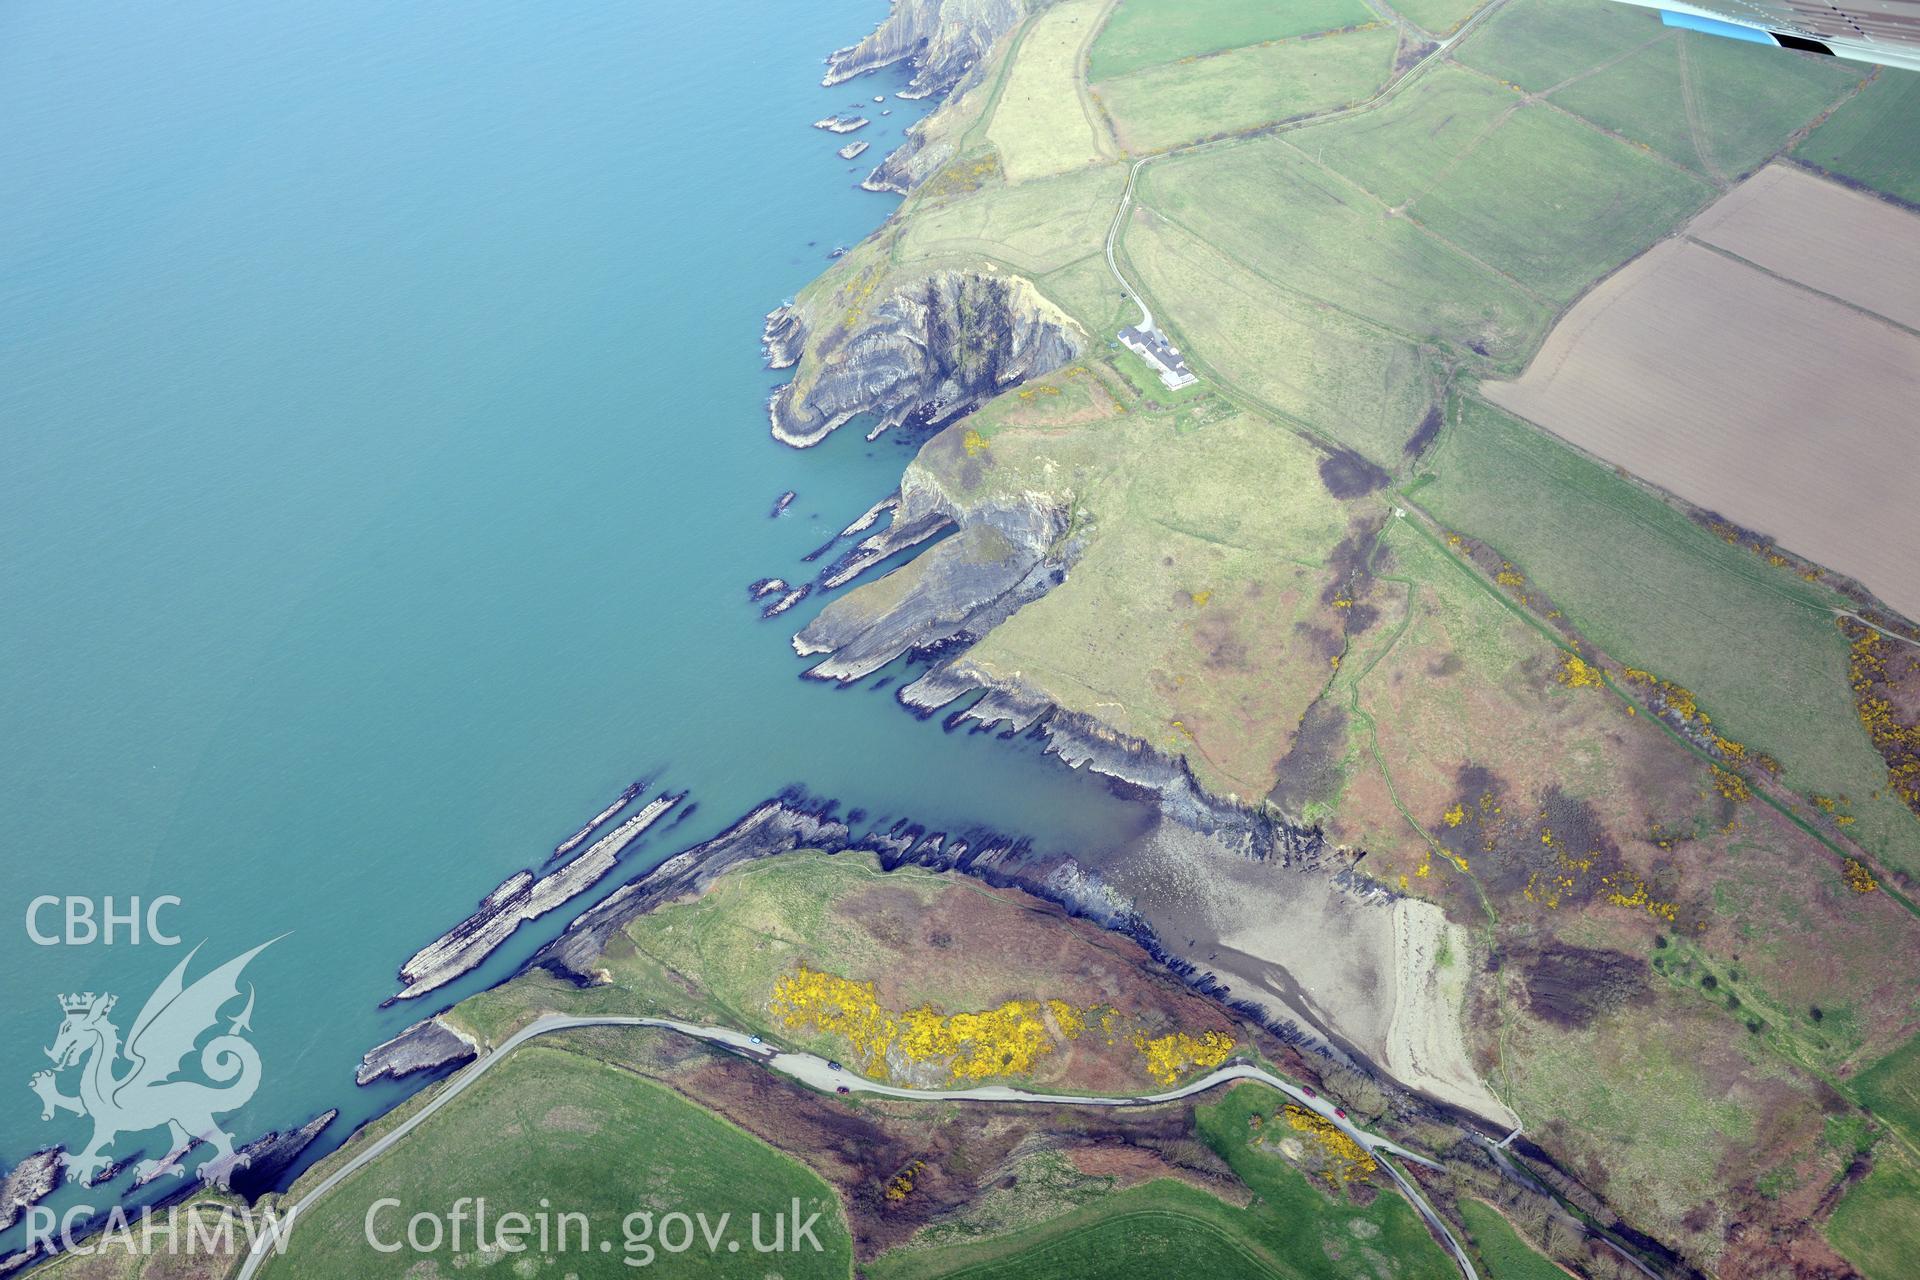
[768,271,1081,447]
[534,799,853,981]
[794,456,1076,679]
[762,306,806,370]
[860,149,916,196]
[818,502,954,590]
[227,1109,337,1202]
[823,0,1024,101]
[357,1015,479,1085]
[796,524,1048,682]
[0,1149,61,1232]
[390,791,683,1001]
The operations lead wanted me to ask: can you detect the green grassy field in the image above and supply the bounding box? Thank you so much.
[1682,36,1866,176]
[1828,1148,1920,1280]
[1193,1085,1459,1279]
[1141,136,1553,366]
[1124,215,1434,462]
[1095,27,1398,153]
[258,1044,850,1280]
[1455,0,1662,92]
[1420,397,1920,875]
[1547,33,1865,181]
[1411,103,1712,302]
[1392,0,1491,37]
[1543,35,1697,171]
[896,162,1125,276]
[1500,994,1765,1247]
[1853,1033,1920,1148]
[1459,1200,1567,1279]
[963,405,1365,797]
[1795,71,1920,207]
[1087,0,1375,79]
[1290,65,1518,208]
[1036,251,1138,334]
[869,1084,1461,1280]
[868,1181,1288,1280]
[987,0,1112,183]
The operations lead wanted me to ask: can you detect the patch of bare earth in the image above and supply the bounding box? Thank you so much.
[1484,164,1920,621]
[1386,899,1517,1126]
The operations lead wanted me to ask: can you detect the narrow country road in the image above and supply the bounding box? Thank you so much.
[240,1014,1476,1280]
[1104,157,1152,333]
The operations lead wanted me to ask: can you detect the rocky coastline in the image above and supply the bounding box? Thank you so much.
[225,1110,338,1203]
[522,790,1329,1054]
[821,0,1024,103]
[356,1015,480,1085]
[0,1149,61,1233]
[390,790,685,1002]
[550,775,650,862]
[766,271,1082,448]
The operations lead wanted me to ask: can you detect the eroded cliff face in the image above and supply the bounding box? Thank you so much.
[793,458,1073,682]
[767,271,1082,448]
[823,0,1025,101]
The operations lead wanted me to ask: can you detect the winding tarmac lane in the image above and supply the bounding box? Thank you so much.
[240,1014,1476,1280]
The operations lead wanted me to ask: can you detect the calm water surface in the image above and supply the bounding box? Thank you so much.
[0,0,1151,1228]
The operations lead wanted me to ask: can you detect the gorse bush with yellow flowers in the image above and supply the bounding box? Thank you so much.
[768,962,1233,1086]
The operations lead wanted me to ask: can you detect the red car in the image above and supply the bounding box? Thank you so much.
[1301,1086,1316,1098]
[1334,1108,1347,1120]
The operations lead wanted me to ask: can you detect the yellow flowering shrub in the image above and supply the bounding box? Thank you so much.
[1843,858,1879,894]
[1555,654,1605,689]
[1132,1030,1234,1085]
[1281,1105,1376,1186]
[884,1159,925,1202]
[769,964,1230,1087]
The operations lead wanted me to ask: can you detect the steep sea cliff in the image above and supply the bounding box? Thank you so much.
[766,271,1081,447]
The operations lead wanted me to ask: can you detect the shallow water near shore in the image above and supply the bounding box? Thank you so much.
[0,0,1156,1232]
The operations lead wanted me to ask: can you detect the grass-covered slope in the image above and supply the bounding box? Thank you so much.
[455,849,1246,1094]
[768,0,1920,1271]
[1794,71,1920,207]
[868,1084,1459,1280]
[257,1045,852,1280]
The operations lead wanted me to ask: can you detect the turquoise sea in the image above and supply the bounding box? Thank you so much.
[0,0,1152,1235]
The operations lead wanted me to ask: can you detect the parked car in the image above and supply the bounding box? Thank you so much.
[828,1060,842,1071]
[1334,1108,1347,1120]
[835,1085,850,1094]
[748,1035,762,1045]
[1300,1086,1316,1098]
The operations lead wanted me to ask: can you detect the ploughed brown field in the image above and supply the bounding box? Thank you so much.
[1484,162,1920,621]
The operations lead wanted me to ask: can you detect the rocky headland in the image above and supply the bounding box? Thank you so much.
[766,271,1081,448]
[821,0,1024,102]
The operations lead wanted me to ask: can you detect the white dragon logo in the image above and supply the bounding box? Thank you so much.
[30,940,274,1189]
